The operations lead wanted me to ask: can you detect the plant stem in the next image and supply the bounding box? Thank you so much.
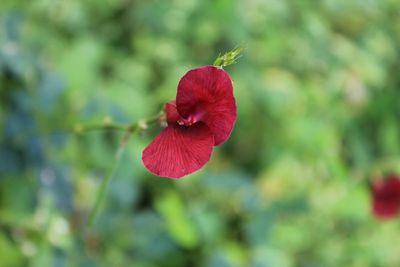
[74,122,128,133]
[75,111,164,134]
[87,154,121,226]
[86,111,164,226]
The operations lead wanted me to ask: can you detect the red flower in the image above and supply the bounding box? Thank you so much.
[142,66,237,179]
[370,175,400,219]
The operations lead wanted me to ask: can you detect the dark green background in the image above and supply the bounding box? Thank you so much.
[1,0,400,266]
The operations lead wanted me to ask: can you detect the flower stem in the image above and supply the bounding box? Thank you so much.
[75,123,128,133]
[87,154,121,226]
[74,118,129,133]
[86,111,164,227]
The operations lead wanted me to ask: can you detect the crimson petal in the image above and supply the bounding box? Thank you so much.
[373,200,400,219]
[165,100,180,124]
[176,66,237,146]
[371,176,400,219]
[142,122,214,179]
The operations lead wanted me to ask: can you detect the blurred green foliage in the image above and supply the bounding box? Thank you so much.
[1,0,400,266]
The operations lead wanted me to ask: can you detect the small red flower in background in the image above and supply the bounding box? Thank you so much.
[142,66,237,179]
[370,174,400,219]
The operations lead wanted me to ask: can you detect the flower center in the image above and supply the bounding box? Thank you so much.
[176,108,206,127]
[177,115,198,126]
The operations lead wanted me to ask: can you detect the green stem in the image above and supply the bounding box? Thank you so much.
[86,112,163,227]
[74,122,128,133]
[87,154,121,226]
[76,111,163,134]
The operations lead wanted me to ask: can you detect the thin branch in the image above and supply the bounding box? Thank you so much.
[86,111,164,227]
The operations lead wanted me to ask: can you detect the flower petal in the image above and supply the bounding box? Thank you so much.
[142,122,214,179]
[176,66,237,146]
[373,199,400,219]
[371,176,400,219]
[165,100,180,125]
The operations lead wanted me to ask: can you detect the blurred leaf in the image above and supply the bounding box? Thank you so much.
[0,232,23,267]
[156,190,199,249]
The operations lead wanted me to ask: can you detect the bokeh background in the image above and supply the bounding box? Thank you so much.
[1,0,400,266]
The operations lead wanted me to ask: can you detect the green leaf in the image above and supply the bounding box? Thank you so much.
[0,232,23,267]
[156,190,199,248]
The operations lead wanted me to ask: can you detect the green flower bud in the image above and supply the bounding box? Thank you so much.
[213,47,244,68]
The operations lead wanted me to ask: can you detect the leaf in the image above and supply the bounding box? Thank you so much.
[155,190,199,248]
